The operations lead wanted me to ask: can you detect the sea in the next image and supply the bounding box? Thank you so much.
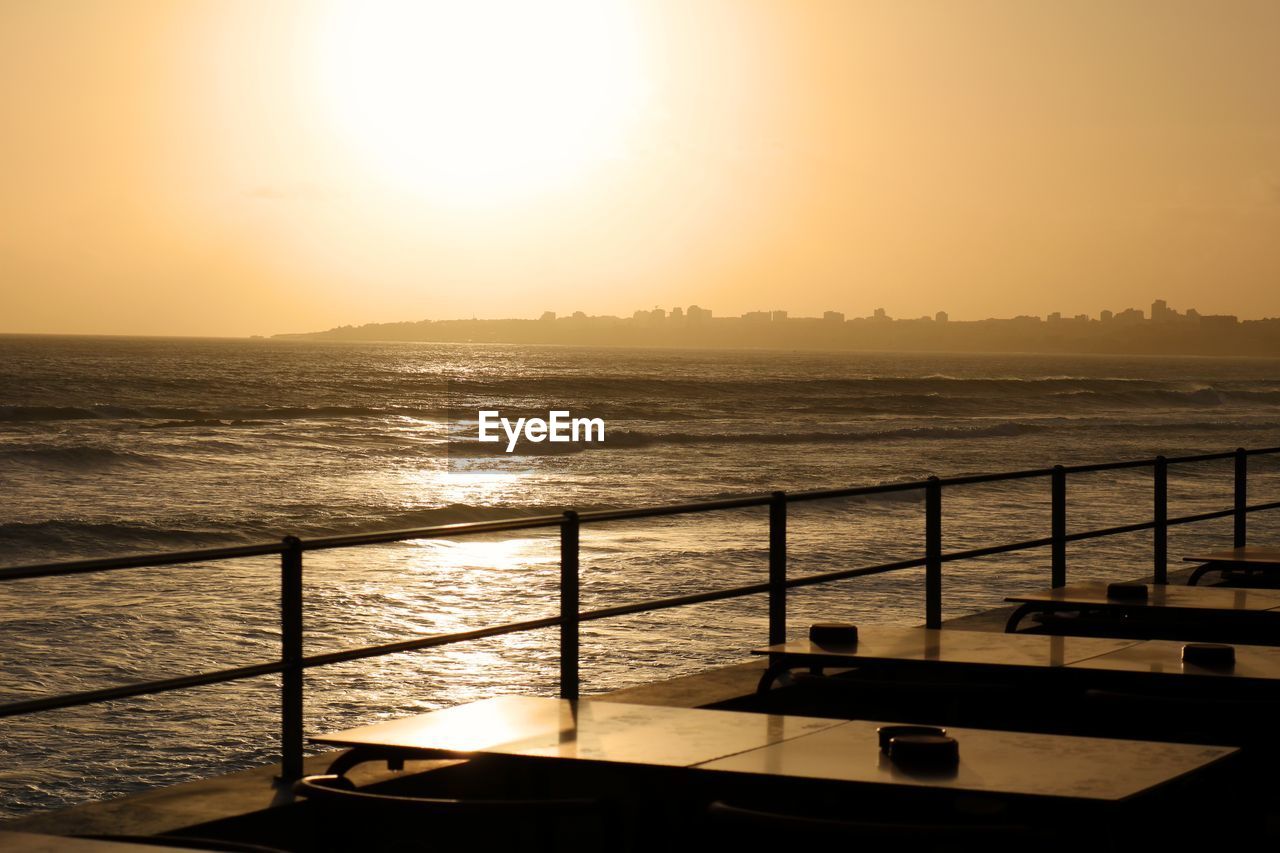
[1,334,1278,817]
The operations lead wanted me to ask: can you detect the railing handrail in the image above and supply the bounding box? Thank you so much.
[2,444,1278,787]
[5,444,1277,583]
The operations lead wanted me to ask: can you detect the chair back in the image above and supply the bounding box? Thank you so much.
[706,800,1039,852]
[293,774,610,851]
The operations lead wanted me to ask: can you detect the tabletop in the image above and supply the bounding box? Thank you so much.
[699,719,1236,802]
[313,696,1237,803]
[1184,546,1280,566]
[755,626,1139,669]
[1068,639,1280,681]
[312,695,843,767]
[0,834,196,852]
[1005,582,1280,611]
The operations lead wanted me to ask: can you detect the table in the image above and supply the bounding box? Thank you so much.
[1068,637,1280,686]
[1003,582,1280,639]
[757,627,1280,694]
[313,695,844,770]
[699,719,1235,803]
[312,696,1237,805]
[0,834,196,852]
[1185,546,1280,586]
[753,626,1140,692]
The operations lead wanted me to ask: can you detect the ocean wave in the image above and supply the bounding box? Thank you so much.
[614,422,1051,447]
[0,404,445,424]
[6,379,1279,427]
[0,504,615,563]
[447,377,1280,414]
[446,375,1199,396]
[0,520,259,556]
[0,446,166,470]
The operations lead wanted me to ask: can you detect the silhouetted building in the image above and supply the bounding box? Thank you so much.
[540,311,556,321]
[873,308,890,321]
[686,305,712,322]
[1048,312,1062,322]
[1201,314,1238,331]
[935,311,948,323]
[670,307,684,321]
[742,311,771,323]
[1151,299,1170,321]
[1100,310,1113,322]
[823,311,845,322]
[771,310,788,322]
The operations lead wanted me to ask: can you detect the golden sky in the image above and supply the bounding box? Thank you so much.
[2,0,1278,336]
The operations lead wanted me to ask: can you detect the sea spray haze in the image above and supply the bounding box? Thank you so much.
[2,334,1279,815]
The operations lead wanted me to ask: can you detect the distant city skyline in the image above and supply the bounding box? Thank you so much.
[286,296,1279,357]
[522,297,1253,325]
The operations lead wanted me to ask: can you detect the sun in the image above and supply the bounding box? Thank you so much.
[313,0,649,208]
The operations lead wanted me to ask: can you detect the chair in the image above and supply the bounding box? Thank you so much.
[705,800,1045,852]
[80,836,288,852]
[1079,687,1280,747]
[773,670,1032,729]
[291,774,611,852]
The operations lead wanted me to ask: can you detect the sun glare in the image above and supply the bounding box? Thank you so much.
[314,0,649,208]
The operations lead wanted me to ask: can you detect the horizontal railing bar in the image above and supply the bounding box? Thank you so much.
[577,495,773,522]
[578,582,772,622]
[787,481,926,502]
[1246,500,1280,513]
[300,614,565,668]
[1064,519,1155,542]
[0,542,286,582]
[936,468,1058,487]
[1166,508,1238,527]
[941,536,1055,562]
[0,661,285,719]
[1062,458,1167,474]
[5,446,1280,583]
[786,556,928,589]
[301,514,569,549]
[1162,450,1243,465]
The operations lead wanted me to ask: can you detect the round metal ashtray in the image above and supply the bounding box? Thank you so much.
[1182,643,1236,667]
[1106,582,1148,600]
[888,734,959,767]
[809,622,858,646]
[877,725,947,752]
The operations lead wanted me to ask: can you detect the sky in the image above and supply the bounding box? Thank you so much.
[2,0,1278,336]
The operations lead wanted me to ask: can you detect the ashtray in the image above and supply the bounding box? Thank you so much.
[877,725,947,752]
[888,734,959,767]
[1182,643,1235,668]
[809,622,858,646]
[1106,583,1148,600]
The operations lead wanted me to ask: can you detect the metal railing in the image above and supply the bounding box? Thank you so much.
[2,445,1279,782]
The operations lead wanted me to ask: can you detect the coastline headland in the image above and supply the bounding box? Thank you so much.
[277,300,1280,357]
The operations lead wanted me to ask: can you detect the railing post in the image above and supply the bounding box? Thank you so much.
[1051,465,1066,588]
[925,477,942,629]
[560,511,580,700]
[769,491,787,646]
[279,536,304,783]
[1234,447,1248,548]
[1153,456,1168,584]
